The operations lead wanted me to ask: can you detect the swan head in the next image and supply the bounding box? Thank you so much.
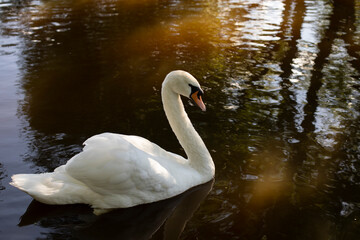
[163,70,206,111]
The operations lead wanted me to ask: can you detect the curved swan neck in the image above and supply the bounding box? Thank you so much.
[161,77,214,177]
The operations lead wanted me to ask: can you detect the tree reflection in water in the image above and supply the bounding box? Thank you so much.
[0,0,359,239]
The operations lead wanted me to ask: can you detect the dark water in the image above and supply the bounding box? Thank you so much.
[0,0,360,239]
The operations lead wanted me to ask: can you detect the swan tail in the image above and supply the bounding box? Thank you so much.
[10,173,56,203]
[10,167,94,205]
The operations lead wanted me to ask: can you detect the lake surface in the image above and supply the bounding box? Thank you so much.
[1,0,360,239]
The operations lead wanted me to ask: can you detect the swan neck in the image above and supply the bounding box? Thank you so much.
[161,84,214,177]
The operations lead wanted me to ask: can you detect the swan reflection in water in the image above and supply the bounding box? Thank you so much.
[18,179,214,240]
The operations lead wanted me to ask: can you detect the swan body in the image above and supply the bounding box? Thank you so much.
[11,70,215,214]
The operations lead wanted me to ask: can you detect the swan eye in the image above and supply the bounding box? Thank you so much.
[189,84,203,100]
[189,84,206,111]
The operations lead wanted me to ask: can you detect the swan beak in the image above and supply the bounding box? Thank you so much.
[191,91,206,111]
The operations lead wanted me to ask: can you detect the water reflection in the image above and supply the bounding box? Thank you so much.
[0,0,360,239]
[19,180,213,240]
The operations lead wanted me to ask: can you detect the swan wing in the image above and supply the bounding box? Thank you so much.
[64,133,186,208]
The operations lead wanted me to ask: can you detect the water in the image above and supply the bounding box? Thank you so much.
[0,0,359,239]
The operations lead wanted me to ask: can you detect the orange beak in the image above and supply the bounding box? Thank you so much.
[191,91,206,111]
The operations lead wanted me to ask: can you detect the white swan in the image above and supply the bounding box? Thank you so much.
[11,70,215,215]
